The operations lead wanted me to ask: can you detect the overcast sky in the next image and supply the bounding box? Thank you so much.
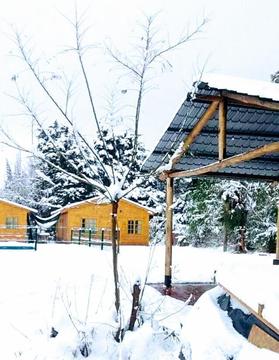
[0,0,279,184]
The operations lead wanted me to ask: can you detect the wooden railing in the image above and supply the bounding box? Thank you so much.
[69,227,120,249]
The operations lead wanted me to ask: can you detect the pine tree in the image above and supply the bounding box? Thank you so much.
[0,156,36,208]
[173,178,222,246]
[271,70,279,83]
[246,182,279,252]
[219,181,249,252]
[94,126,144,186]
[94,125,165,209]
[5,160,12,185]
[34,121,96,216]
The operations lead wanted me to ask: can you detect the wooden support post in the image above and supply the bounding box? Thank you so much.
[273,205,279,265]
[277,206,279,259]
[101,228,104,250]
[34,227,38,251]
[88,229,92,247]
[218,99,227,161]
[165,177,174,288]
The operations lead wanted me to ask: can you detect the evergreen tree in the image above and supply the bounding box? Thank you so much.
[94,125,165,209]
[171,176,278,253]
[271,70,279,83]
[5,160,12,185]
[34,121,96,216]
[173,178,222,246]
[246,182,278,252]
[94,126,145,186]
[0,156,36,208]
[219,181,249,252]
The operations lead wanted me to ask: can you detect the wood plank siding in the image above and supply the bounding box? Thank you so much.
[56,198,152,245]
[0,200,31,240]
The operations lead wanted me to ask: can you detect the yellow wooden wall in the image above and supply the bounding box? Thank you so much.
[0,200,29,240]
[56,199,150,245]
[118,200,150,245]
[56,212,68,241]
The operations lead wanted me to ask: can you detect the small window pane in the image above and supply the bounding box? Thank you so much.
[6,217,18,229]
[135,220,142,234]
[81,218,97,233]
[127,220,142,234]
[128,220,134,234]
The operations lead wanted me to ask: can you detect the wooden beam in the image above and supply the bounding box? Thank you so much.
[222,91,279,112]
[194,92,279,112]
[249,325,279,353]
[218,99,227,161]
[193,94,221,102]
[165,177,174,288]
[171,100,220,167]
[169,142,279,178]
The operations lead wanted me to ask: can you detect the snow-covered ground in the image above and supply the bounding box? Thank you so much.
[0,244,278,359]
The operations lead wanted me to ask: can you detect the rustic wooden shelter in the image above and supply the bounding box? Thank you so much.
[0,198,37,241]
[142,74,279,287]
[56,197,154,245]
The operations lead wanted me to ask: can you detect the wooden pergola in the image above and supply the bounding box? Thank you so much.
[143,74,279,287]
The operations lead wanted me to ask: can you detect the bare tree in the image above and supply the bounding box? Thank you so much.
[1,8,207,338]
[107,14,208,182]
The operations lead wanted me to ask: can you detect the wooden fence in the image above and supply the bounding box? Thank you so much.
[69,227,119,249]
[0,225,120,251]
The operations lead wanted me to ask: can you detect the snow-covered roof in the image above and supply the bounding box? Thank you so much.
[121,198,156,215]
[56,197,156,215]
[198,73,279,101]
[0,198,37,213]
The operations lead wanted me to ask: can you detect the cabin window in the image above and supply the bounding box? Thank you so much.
[5,217,18,229]
[127,220,142,234]
[81,218,97,233]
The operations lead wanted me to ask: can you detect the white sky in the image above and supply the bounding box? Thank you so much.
[0,0,279,184]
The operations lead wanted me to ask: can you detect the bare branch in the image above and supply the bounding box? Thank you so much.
[11,82,101,180]
[71,7,116,184]
[148,17,208,65]
[108,14,208,184]
[13,31,113,184]
[0,128,110,197]
[106,48,141,78]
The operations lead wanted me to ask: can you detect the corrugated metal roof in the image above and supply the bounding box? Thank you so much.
[142,77,279,181]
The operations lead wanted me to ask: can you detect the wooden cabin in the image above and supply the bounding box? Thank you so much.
[0,198,37,241]
[56,197,155,245]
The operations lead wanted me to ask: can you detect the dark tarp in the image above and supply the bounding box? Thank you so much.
[218,293,279,342]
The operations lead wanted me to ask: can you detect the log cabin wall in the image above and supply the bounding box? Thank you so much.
[56,199,151,245]
[0,200,30,240]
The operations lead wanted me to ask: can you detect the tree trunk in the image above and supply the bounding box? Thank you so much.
[128,281,141,331]
[239,226,247,253]
[223,200,230,252]
[111,201,120,314]
[223,226,228,252]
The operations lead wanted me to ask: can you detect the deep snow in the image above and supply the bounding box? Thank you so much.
[0,244,278,359]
